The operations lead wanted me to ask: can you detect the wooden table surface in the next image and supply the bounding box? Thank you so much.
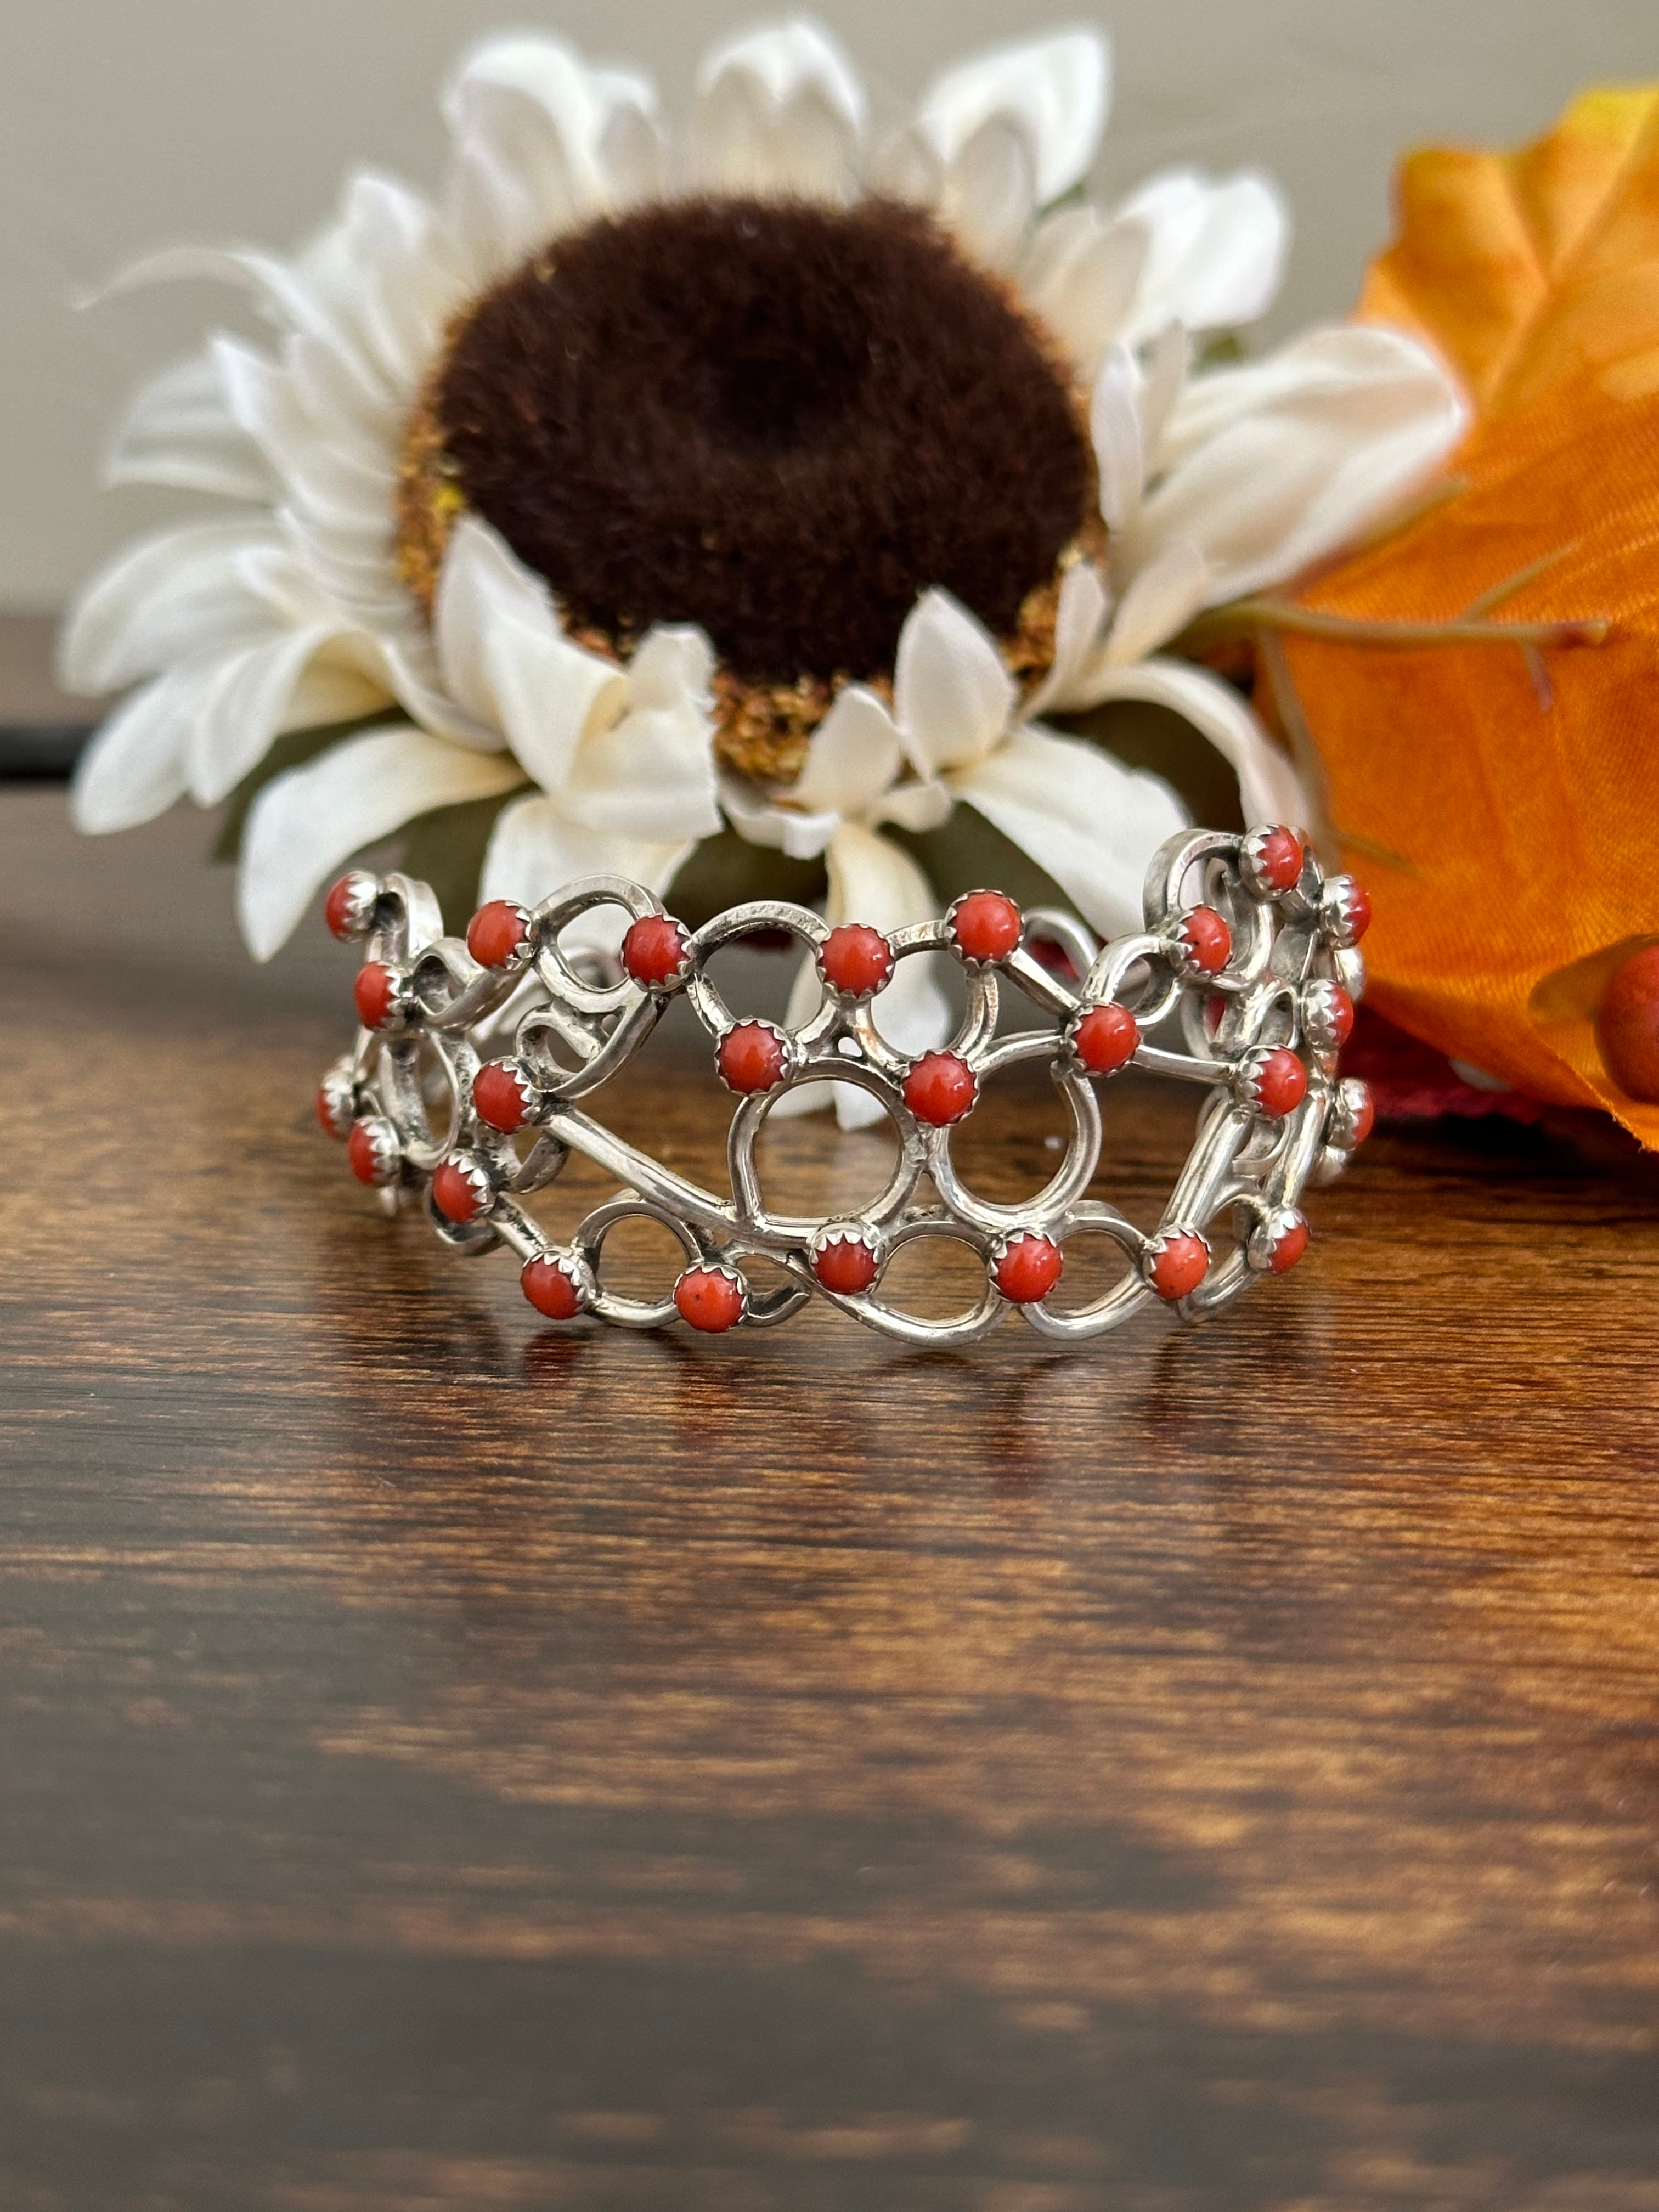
[3,783,1658,2212]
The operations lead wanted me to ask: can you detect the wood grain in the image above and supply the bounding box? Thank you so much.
[2,787,1658,2212]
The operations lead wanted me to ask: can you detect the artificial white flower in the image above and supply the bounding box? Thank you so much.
[61,13,1466,1019]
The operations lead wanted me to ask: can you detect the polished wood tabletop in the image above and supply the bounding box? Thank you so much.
[2,781,1657,2212]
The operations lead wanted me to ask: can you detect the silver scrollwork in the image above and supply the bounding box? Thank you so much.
[320,830,1374,1342]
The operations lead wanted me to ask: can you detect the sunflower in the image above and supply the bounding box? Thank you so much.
[63,16,1465,1120]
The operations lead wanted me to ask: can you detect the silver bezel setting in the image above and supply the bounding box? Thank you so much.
[945,888,1026,969]
[349,1114,403,1188]
[1302,978,1355,1056]
[714,1018,799,1098]
[521,1246,596,1317]
[1320,874,1369,950]
[1247,1205,1310,1273]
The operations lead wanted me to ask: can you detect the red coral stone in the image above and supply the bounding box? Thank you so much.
[717,1022,789,1094]
[1269,1219,1310,1274]
[1178,907,1232,975]
[622,913,691,988]
[904,1051,979,1126]
[675,1266,746,1333]
[1251,1048,1309,1119]
[1071,1001,1140,1075]
[820,923,893,997]
[521,1255,584,1321]
[353,962,397,1030]
[1348,1084,1376,1148]
[950,890,1023,963]
[346,1122,384,1186]
[1596,944,1659,1102]
[994,1233,1064,1305]
[466,900,530,969]
[1306,981,1356,1051]
[1326,876,1372,944]
[432,1158,487,1224]
[316,1083,351,1139]
[1251,825,1305,895]
[473,1060,533,1133]
[1148,1232,1210,1301]
[325,873,371,941]
[813,1235,880,1296]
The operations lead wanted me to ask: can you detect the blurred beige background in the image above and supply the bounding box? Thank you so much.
[2,0,1654,613]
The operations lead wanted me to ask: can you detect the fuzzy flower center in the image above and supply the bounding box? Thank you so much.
[400,196,1097,778]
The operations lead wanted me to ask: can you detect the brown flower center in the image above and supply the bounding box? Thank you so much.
[399,196,1097,780]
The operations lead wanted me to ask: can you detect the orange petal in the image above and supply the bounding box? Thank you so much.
[1281,87,1659,1150]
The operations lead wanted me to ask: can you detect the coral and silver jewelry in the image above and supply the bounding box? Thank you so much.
[318,825,1373,1346]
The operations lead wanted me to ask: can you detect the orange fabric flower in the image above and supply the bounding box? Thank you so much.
[1277,89,1659,1148]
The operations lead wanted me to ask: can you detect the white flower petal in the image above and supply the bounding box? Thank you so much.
[1020,207,1150,379]
[483,614,629,798]
[445,79,582,273]
[894,590,1018,776]
[314,173,464,402]
[238,725,525,960]
[1139,320,1190,474]
[1074,657,1310,830]
[289,651,394,732]
[872,776,955,836]
[105,349,277,503]
[720,771,841,861]
[827,820,945,1034]
[950,725,1188,938]
[433,515,554,729]
[792,685,903,818]
[916,29,1110,205]
[215,337,395,537]
[276,510,400,634]
[565,635,720,845]
[1156,173,1288,338]
[774,81,865,200]
[940,116,1036,271]
[187,624,326,805]
[1027,560,1112,716]
[867,123,944,207]
[1118,168,1290,346]
[446,34,655,208]
[698,19,864,121]
[1090,345,1146,533]
[480,792,694,960]
[772,820,949,1130]
[1116,171,1208,295]
[686,69,771,194]
[599,101,665,207]
[188,627,390,807]
[625,624,715,710]
[97,244,337,345]
[435,515,623,783]
[69,660,216,834]
[1101,539,1212,665]
[691,20,865,198]
[1128,324,1469,605]
[285,330,399,455]
[58,517,281,695]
